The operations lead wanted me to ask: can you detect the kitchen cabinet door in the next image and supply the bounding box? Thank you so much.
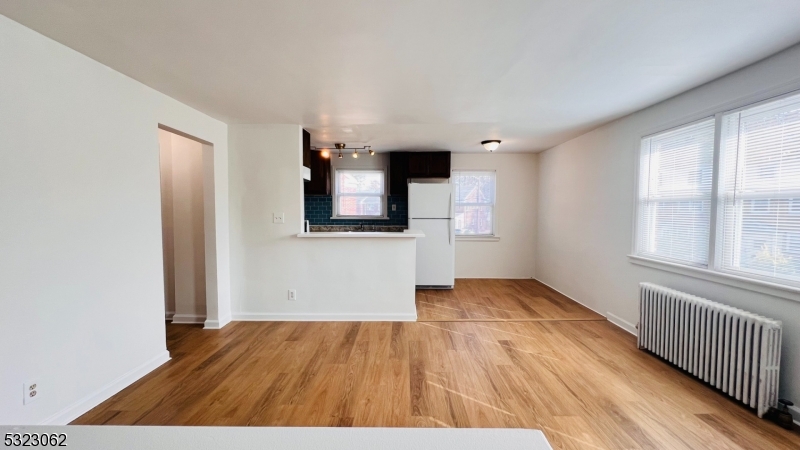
[304,150,331,195]
[389,152,409,196]
[302,129,311,168]
[427,152,451,178]
[407,152,431,177]
[406,151,451,178]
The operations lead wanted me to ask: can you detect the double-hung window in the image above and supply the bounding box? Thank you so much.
[635,90,800,287]
[636,118,715,266]
[452,170,496,236]
[717,94,800,284]
[333,169,386,218]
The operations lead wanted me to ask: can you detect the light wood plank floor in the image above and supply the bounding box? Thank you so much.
[74,280,799,449]
[416,279,605,322]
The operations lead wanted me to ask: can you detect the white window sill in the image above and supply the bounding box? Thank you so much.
[456,235,500,242]
[329,216,389,220]
[628,254,800,303]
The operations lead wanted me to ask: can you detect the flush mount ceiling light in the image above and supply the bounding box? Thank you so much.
[481,140,501,152]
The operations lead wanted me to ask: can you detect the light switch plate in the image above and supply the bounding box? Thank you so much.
[273,213,285,224]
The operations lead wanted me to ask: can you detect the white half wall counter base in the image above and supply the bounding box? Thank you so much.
[0,15,230,424]
[536,42,800,405]
[228,126,418,321]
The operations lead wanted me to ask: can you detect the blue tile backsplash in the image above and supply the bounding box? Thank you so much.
[304,195,408,226]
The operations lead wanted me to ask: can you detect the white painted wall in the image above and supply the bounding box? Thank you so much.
[536,43,800,402]
[159,131,177,318]
[451,153,537,279]
[228,125,417,320]
[159,130,206,323]
[0,16,229,424]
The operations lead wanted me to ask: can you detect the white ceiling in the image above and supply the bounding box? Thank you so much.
[3,1,800,152]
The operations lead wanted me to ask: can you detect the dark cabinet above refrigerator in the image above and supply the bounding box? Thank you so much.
[390,151,450,196]
[407,152,451,178]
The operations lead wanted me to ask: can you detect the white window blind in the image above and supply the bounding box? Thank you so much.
[452,171,496,236]
[334,170,385,217]
[717,92,800,284]
[636,118,715,266]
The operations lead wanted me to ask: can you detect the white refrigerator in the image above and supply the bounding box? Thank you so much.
[408,183,455,289]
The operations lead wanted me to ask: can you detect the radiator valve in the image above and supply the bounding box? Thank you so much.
[765,399,794,430]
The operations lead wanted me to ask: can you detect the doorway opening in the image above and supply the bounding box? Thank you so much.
[158,127,210,326]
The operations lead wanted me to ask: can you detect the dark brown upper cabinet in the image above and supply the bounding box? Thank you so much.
[427,151,451,178]
[302,129,311,169]
[406,151,451,178]
[389,152,409,196]
[304,150,331,195]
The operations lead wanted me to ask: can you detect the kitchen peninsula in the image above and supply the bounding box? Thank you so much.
[293,134,451,321]
[290,229,424,321]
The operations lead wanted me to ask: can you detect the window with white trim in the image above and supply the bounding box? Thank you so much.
[452,170,496,236]
[636,118,715,266]
[717,94,800,284]
[333,169,386,218]
[635,90,800,287]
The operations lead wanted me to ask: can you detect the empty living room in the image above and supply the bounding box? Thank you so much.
[3,1,800,449]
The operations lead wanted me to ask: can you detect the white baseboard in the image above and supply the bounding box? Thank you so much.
[41,351,170,425]
[165,310,175,321]
[455,277,535,280]
[232,312,418,322]
[534,279,638,336]
[171,314,206,324]
[789,404,800,426]
[534,279,606,317]
[203,314,231,330]
[606,312,638,336]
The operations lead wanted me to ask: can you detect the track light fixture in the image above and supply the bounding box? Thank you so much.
[311,143,376,158]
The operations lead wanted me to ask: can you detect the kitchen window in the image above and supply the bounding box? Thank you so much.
[452,170,496,236]
[333,169,387,218]
[634,90,800,289]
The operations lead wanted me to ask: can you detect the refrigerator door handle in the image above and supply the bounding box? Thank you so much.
[448,220,452,245]
[449,192,454,218]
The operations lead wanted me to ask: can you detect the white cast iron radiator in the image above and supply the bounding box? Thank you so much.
[637,282,782,417]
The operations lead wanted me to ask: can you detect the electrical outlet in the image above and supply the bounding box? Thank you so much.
[273,213,285,224]
[288,289,297,301]
[392,204,396,211]
[23,381,39,405]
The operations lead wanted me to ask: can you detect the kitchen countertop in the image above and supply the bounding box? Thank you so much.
[296,230,425,238]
